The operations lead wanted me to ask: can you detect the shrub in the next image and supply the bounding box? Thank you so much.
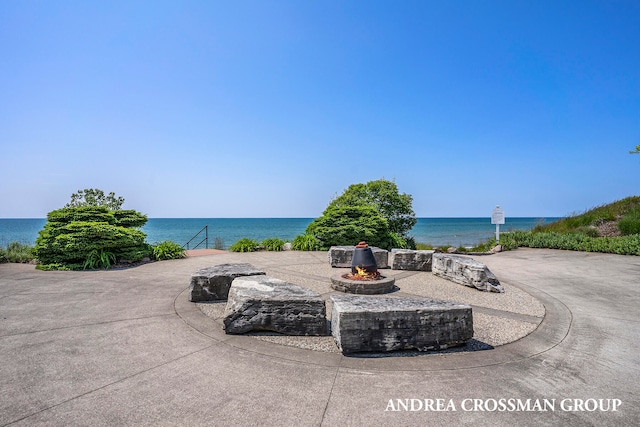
[506,230,640,256]
[291,234,322,251]
[262,238,285,251]
[327,179,417,237]
[305,204,393,250]
[0,242,35,263]
[387,232,409,249]
[618,212,640,236]
[229,238,259,252]
[33,204,150,270]
[152,240,186,260]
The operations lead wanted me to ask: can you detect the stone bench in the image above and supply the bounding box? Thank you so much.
[329,246,389,268]
[223,275,327,335]
[432,254,504,293]
[389,249,435,271]
[189,263,266,302]
[330,295,473,353]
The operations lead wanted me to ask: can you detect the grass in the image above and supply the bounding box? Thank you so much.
[413,196,640,255]
[0,242,35,264]
[481,196,640,255]
[533,196,640,234]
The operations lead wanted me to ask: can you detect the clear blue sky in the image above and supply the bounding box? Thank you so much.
[1,0,638,218]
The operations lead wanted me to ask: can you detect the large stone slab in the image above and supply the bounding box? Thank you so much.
[432,254,504,293]
[189,263,266,302]
[389,249,435,271]
[330,295,473,353]
[223,276,327,335]
[328,246,389,268]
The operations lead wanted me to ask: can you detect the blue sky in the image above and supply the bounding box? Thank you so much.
[1,0,638,218]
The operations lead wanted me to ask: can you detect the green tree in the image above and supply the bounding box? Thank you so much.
[630,145,640,155]
[66,188,125,210]
[327,179,417,237]
[306,204,392,249]
[34,191,150,270]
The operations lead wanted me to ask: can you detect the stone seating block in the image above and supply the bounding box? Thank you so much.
[330,295,473,353]
[328,246,389,268]
[389,249,435,271]
[432,253,504,293]
[189,263,266,302]
[223,275,327,335]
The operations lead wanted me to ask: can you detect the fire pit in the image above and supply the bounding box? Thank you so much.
[330,242,396,294]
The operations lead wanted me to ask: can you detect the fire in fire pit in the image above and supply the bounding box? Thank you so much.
[343,265,381,281]
[344,241,381,281]
[330,241,396,294]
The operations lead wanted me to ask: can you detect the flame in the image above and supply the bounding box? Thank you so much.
[349,265,380,280]
[355,265,368,277]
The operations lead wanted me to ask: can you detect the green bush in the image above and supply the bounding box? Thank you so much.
[618,212,640,236]
[0,242,35,263]
[305,204,393,250]
[229,238,259,252]
[387,232,410,249]
[152,240,186,260]
[327,179,417,237]
[505,230,640,256]
[33,204,150,270]
[291,234,322,251]
[262,238,285,251]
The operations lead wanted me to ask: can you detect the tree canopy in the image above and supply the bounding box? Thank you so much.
[327,179,417,237]
[299,178,416,250]
[34,190,149,270]
[65,188,125,210]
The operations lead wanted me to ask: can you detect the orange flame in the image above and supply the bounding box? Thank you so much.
[355,265,368,277]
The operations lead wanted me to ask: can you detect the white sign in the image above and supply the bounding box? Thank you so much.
[491,206,505,225]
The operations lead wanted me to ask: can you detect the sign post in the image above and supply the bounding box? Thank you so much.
[491,205,505,242]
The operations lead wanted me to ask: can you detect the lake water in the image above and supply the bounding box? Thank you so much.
[0,217,557,249]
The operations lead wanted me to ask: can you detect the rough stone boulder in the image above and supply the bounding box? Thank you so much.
[189,263,266,302]
[330,295,473,353]
[328,246,389,268]
[432,254,504,293]
[389,249,435,271]
[223,276,327,335]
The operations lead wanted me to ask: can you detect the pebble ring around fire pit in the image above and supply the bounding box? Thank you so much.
[330,241,396,294]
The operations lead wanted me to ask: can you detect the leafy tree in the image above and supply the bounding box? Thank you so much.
[66,188,125,210]
[631,145,640,155]
[34,191,150,270]
[305,204,393,250]
[327,179,416,237]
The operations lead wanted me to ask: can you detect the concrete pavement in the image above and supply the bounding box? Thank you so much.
[0,248,638,426]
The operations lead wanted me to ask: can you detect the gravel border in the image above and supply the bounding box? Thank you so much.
[196,256,544,355]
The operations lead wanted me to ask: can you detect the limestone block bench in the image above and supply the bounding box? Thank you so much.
[432,254,504,293]
[389,249,435,271]
[223,276,327,335]
[189,263,266,302]
[329,246,389,268]
[330,295,473,353]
